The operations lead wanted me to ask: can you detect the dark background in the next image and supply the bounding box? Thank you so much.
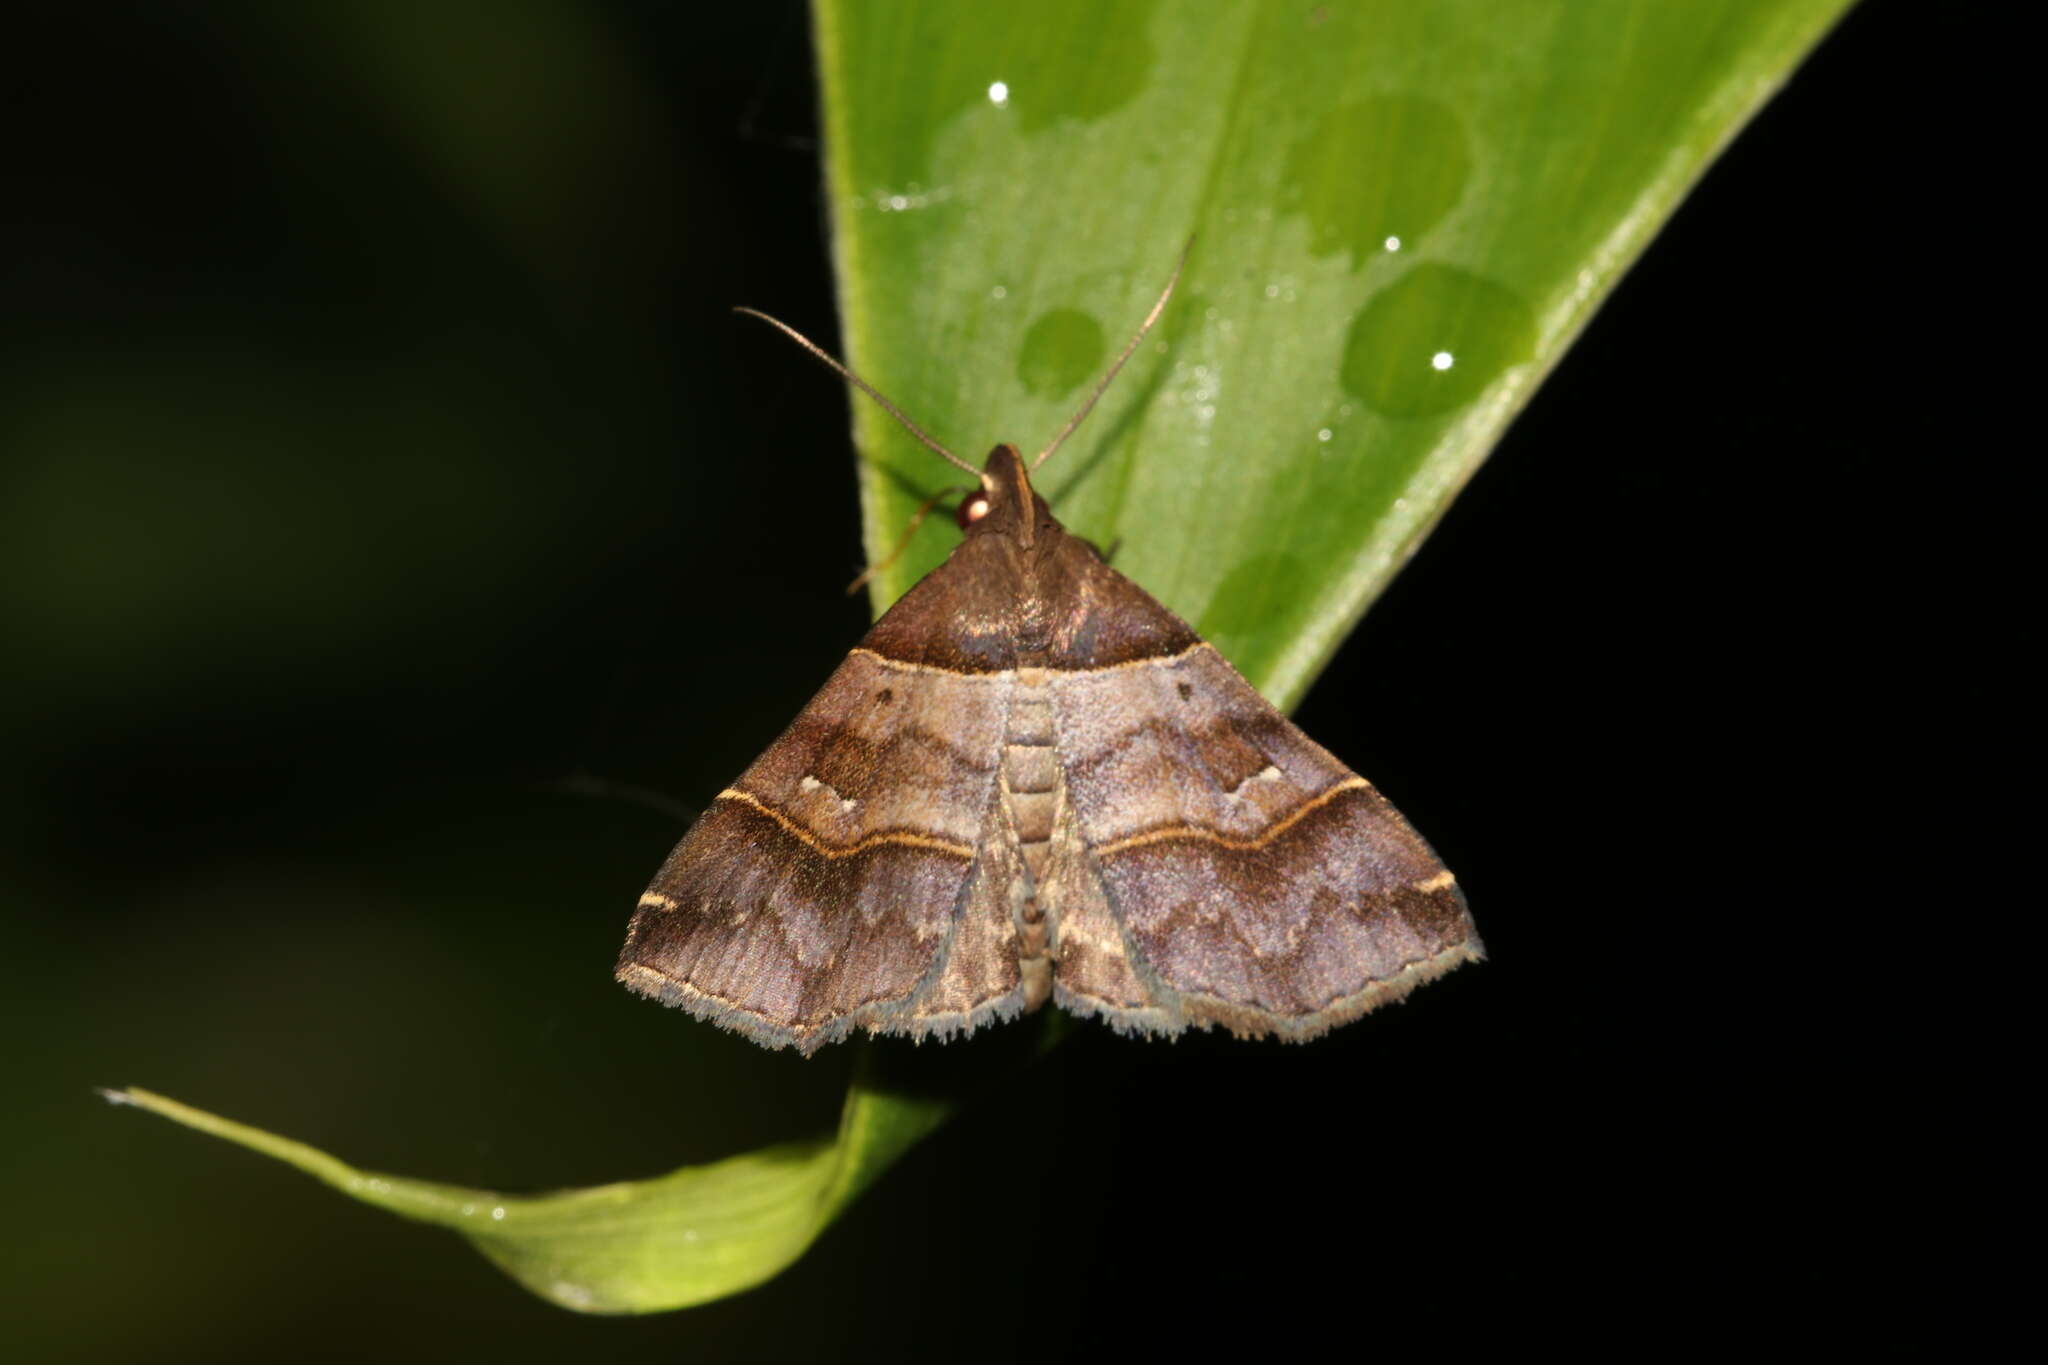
[4,4,1933,1358]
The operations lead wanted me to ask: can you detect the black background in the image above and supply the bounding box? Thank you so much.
[3,4,1943,1358]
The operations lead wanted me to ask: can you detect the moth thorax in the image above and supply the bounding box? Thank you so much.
[1013,594,1053,654]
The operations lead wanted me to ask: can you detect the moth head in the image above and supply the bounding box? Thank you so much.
[960,443,1040,537]
[955,489,992,529]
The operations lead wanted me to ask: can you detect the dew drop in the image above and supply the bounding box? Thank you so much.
[988,81,1010,106]
[1281,97,1472,266]
[1016,307,1105,397]
[1340,264,1537,419]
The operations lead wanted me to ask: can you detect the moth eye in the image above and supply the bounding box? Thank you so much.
[955,494,991,529]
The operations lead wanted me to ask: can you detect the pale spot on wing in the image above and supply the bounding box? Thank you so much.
[638,892,678,911]
[1227,765,1283,799]
[1413,870,1457,893]
[799,773,859,813]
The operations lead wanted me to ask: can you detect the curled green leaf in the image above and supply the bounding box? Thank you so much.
[104,1066,948,1313]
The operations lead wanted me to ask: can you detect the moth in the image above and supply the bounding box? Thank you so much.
[617,259,1482,1053]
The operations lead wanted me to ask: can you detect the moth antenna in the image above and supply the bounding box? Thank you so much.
[1033,237,1191,471]
[733,307,981,479]
[845,482,974,596]
[539,773,699,825]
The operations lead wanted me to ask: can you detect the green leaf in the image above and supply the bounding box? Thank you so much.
[120,0,1848,1315]
[104,1060,949,1314]
[821,0,1851,707]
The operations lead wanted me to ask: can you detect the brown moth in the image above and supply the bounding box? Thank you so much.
[617,263,1482,1054]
